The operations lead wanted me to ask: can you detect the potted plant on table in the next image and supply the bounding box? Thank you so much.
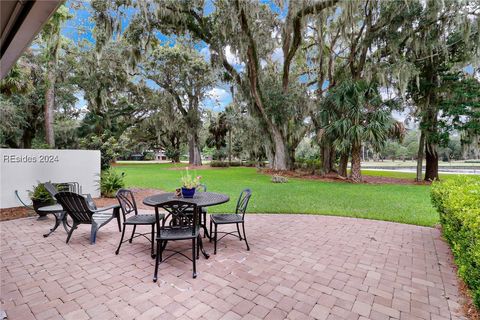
[28,182,55,219]
[180,168,201,198]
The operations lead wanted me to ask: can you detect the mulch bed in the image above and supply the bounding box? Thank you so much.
[261,169,431,185]
[461,281,480,320]
[0,207,36,222]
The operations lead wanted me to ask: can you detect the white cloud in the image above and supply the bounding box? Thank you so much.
[208,87,230,101]
[225,45,241,65]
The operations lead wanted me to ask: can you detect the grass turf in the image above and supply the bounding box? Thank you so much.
[113,163,445,227]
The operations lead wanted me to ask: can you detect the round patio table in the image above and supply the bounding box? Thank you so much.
[143,192,229,208]
[143,192,230,258]
[37,204,68,238]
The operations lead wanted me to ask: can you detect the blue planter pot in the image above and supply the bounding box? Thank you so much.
[181,187,196,198]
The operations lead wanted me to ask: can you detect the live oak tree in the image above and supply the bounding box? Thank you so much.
[380,0,479,180]
[111,0,339,170]
[126,94,187,163]
[144,44,215,166]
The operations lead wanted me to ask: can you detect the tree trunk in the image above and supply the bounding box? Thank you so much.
[416,131,425,181]
[22,128,35,148]
[228,130,232,163]
[44,62,56,147]
[424,142,439,181]
[338,152,349,177]
[271,128,288,171]
[350,143,362,182]
[188,132,202,166]
[320,143,335,175]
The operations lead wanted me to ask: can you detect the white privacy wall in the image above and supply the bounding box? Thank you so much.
[0,149,101,209]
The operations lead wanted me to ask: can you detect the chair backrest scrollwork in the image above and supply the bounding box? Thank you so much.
[235,189,252,219]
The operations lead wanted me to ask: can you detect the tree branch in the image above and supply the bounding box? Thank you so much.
[282,0,339,92]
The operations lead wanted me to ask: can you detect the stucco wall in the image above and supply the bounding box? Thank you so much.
[0,149,100,209]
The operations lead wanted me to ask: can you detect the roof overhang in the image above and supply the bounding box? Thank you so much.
[1,0,62,79]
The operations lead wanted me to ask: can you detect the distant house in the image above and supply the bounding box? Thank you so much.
[154,149,167,161]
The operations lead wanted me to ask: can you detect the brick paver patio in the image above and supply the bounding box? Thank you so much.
[1,214,466,319]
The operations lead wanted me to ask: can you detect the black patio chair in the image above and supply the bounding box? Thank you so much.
[153,201,204,281]
[55,191,117,244]
[184,184,209,238]
[210,189,252,254]
[115,189,162,258]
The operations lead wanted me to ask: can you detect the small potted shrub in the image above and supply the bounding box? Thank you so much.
[180,168,201,198]
[29,183,55,219]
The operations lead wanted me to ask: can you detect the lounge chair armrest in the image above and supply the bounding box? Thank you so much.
[92,204,118,213]
[82,193,97,210]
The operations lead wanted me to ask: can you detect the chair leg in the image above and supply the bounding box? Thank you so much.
[115,207,122,232]
[209,219,213,243]
[214,223,218,255]
[151,224,155,259]
[115,224,126,255]
[236,223,242,240]
[129,225,137,243]
[192,238,197,278]
[153,239,161,282]
[203,212,207,238]
[242,222,250,251]
[196,235,200,260]
[159,240,163,262]
[66,223,77,244]
[90,223,99,245]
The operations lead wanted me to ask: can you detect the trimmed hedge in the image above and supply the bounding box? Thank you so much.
[210,161,230,167]
[431,176,480,308]
[210,160,263,168]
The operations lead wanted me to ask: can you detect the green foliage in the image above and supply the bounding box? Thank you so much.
[0,96,26,147]
[206,112,228,152]
[180,168,202,189]
[28,183,54,203]
[80,134,125,170]
[143,152,155,161]
[100,169,125,198]
[165,148,181,162]
[210,161,230,167]
[431,177,480,308]
[295,138,320,161]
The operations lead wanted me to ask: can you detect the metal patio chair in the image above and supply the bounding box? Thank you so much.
[115,189,161,258]
[184,184,209,238]
[153,201,204,281]
[210,189,252,254]
[55,191,117,244]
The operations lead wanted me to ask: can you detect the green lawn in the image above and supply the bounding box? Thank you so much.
[113,163,446,227]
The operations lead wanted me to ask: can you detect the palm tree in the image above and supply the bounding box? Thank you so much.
[40,5,71,147]
[324,79,401,182]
